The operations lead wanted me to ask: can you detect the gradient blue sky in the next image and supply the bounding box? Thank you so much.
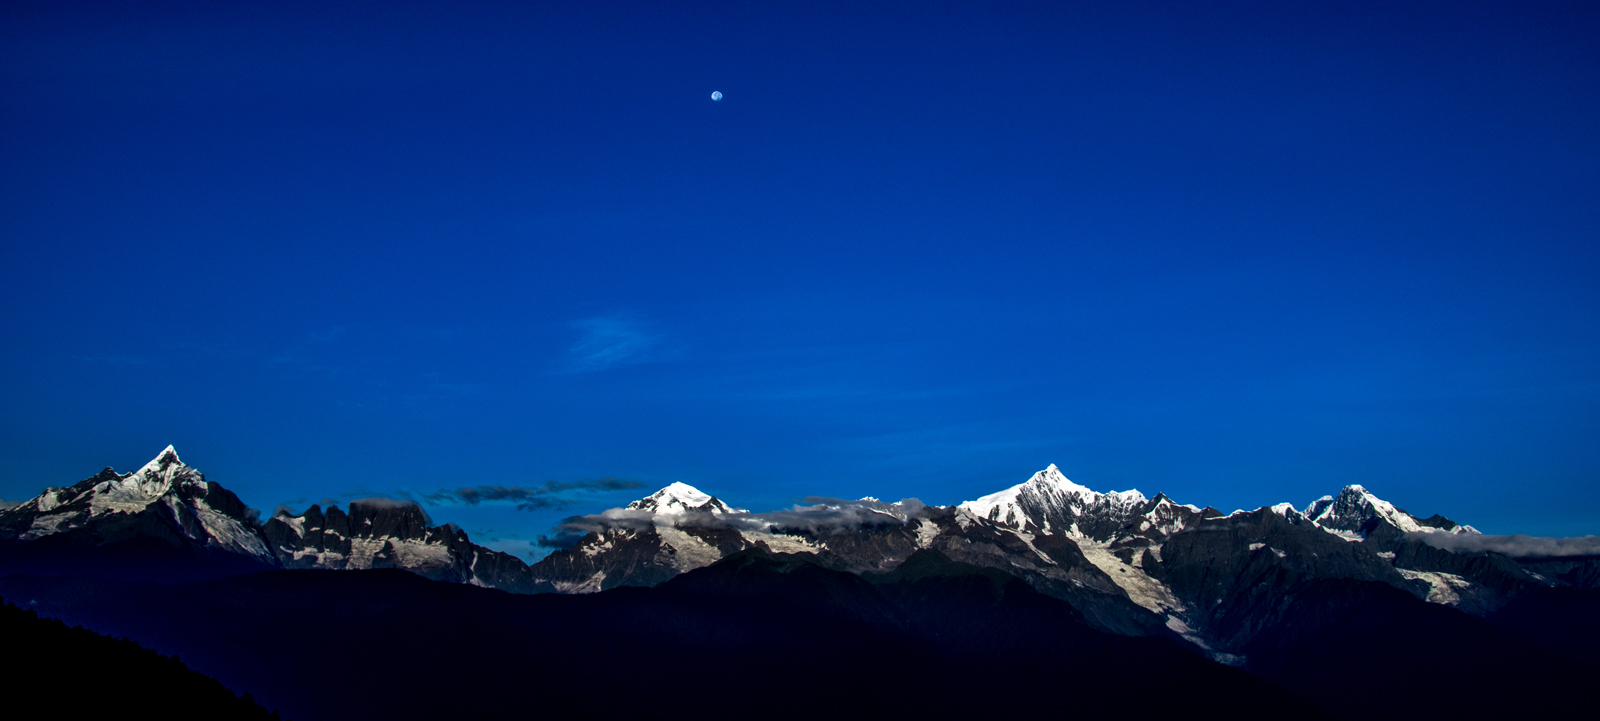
[3,1,1597,558]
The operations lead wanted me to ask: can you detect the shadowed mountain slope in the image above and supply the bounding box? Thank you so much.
[0,596,278,718]
[0,550,1320,721]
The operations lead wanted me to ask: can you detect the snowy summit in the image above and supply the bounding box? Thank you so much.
[958,463,1147,537]
[626,482,738,515]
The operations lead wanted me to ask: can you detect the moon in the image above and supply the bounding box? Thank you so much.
[710,91,723,101]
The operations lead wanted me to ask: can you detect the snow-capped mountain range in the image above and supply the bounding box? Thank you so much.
[2,447,1592,661]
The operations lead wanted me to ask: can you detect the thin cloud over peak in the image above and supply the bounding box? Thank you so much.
[425,478,646,512]
[1413,532,1600,558]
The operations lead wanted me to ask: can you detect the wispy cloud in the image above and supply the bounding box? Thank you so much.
[539,497,930,549]
[564,315,662,372]
[1413,532,1600,558]
[425,478,646,511]
[271,496,435,524]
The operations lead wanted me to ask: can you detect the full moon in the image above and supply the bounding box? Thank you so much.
[710,91,723,101]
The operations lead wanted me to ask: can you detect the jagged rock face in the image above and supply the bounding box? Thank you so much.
[1304,484,1479,542]
[1150,509,1421,648]
[262,501,479,583]
[957,464,1149,541]
[531,527,681,592]
[522,482,763,592]
[1413,513,1468,532]
[926,508,1169,637]
[1105,493,1220,559]
[260,499,558,592]
[521,469,1588,653]
[530,484,767,593]
[1387,536,1546,615]
[259,500,551,592]
[1516,556,1600,589]
[0,446,271,563]
[531,512,923,594]
[526,493,1172,639]
[9,448,1592,661]
[464,546,553,594]
[799,521,925,575]
[1,446,549,592]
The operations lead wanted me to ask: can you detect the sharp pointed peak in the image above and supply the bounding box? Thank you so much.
[132,444,188,478]
[628,481,734,514]
[1023,464,1145,501]
[1027,464,1091,490]
[1037,464,1076,481]
[1333,484,1397,506]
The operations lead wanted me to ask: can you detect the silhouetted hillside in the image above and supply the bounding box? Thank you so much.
[2,550,1318,721]
[0,596,278,719]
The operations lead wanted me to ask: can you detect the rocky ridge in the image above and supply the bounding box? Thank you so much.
[3,446,1594,660]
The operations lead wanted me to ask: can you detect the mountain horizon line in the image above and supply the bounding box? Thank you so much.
[9,444,1529,556]
[4,443,1597,687]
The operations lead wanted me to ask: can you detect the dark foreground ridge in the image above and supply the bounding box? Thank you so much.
[0,595,278,719]
[3,549,1322,721]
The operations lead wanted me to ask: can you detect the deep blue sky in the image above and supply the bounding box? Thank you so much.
[3,0,1597,557]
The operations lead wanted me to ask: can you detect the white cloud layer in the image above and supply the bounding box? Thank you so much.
[1413,532,1600,558]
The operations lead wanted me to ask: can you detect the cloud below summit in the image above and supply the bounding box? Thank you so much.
[541,496,931,548]
[1413,532,1600,558]
[425,478,646,512]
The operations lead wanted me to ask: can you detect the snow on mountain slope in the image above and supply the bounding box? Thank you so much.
[950,466,1517,639]
[10,448,1539,634]
[626,482,741,515]
[521,478,1173,637]
[0,446,272,562]
[263,499,476,582]
[960,464,1100,528]
[943,468,1223,649]
[1076,542,1200,642]
[1304,484,1480,541]
[958,464,1149,541]
[0,445,548,591]
[1397,568,1474,605]
[1306,484,1426,534]
[530,482,762,591]
[956,466,1477,557]
[550,484,937,585]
